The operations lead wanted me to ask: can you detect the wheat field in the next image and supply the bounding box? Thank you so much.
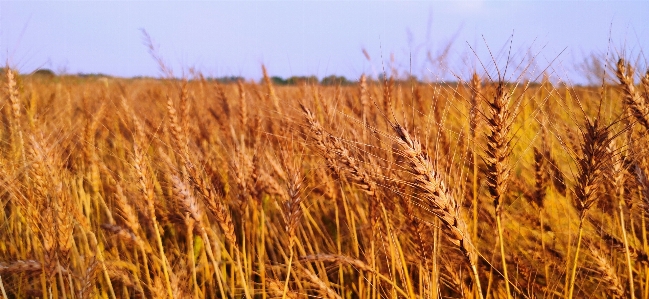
[0,55,648,299]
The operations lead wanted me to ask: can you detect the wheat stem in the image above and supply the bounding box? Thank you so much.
[0,274,8,299]
[281,239,295,299]
[152,217,174,299]
[200,228,227,299]
[620,201,636,299]
[495,214,511,299]
[568,220,585,299]
[540,210,549,285]
[186,216,200,299]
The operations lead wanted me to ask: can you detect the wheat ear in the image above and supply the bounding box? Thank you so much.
[5,68,24,163]
[184,162,251,298]
[589,244,625,298]
[390,123,483,298]
[262,65,281,114]
[608,140,636,299]
[483,82,514,299]
[568,119,610,299]
[616,59,649,132]
[170,174,229,299]
[300,104,377,195]
[132,143,174,299]
[470,72,482,243]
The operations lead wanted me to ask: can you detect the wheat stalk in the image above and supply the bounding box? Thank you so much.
[483,82,514,299]
[568,118,610,299]
[132,142,174,299]
[470,72,482,243]
[301,104,377,195]
[589,244,625,298]
[616,59,649,132]
[390,122,483,298]
[170,174,229,299]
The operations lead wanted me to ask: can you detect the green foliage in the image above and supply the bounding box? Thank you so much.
[321,75,352,86]
[33,69,56,77]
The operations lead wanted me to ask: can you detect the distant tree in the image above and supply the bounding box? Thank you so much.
[286,76,318,85]
[271,76,288,85]
[211,76,245,84]
[77,73,111,78]
[321,75,351,86]
[33,69,56,77]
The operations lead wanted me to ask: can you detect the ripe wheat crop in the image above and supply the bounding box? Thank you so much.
[0,54,648,299]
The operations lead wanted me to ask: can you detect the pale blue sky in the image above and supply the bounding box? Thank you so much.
[0,1,647,83]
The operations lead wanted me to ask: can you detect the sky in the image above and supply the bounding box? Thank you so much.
[0,1,647,84]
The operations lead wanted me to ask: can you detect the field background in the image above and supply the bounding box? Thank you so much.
[0,57,648,299]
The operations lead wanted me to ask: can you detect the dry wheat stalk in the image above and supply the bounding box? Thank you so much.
[114,184,142,239]
[602,231,649,266]
[382,76,394,118]
[301,104,376,196]
[169,170,232,299]
[589,245,625,298]
[390,122,482,297]
[77,259,99,299]
[440,261,472,299]
[238,80,248,129]
[185,162,237,245]
[301,267,342,299]
[616,59,649,132]
[167,97,189,157]
[631,161,649,212]
[27,137,74,277]
[132,141,174,299]
[5,69,20,121]
[281,166,304,238]
[178,81,190,139]
[546,152,567,196]
[360,74,369,144]
[532,147,548,208]
[0,260,42,274]
[114,181,153,289]
[262,65,281,114]
[5,69,24,163]
[100,223,146,249]
[267,277,299,299]
[484,83,513,214]
[483,82,515,298]
[607,137,637,299]
[574,119,610,217]
[171,174,202,223]
[642,70,649,101]
[470,72,482,242]
[469,72,482,140]
[568,118,611,299]
[300,254,411,298]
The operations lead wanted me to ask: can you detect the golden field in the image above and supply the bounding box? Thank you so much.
[0,58,648,299]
